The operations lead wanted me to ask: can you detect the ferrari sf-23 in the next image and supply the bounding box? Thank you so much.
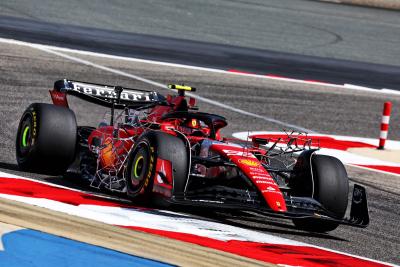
[16,79,369,232]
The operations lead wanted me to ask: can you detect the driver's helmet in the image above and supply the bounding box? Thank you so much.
[178,118,203,136]
[185,118,201,129]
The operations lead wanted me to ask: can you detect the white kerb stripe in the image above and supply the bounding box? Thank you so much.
[380,131,388,139]
[381,116,390,124]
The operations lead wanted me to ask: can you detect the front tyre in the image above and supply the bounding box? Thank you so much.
[125,131,189,205]
[16,103,77,174]
[126,138,155,197]
[291,154,349,233]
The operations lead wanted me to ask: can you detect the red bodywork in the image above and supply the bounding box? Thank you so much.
[210,144,286,212]
[50,89,287,212]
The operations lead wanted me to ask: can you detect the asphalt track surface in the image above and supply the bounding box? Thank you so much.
[1,0,400,89]
[0,0,400,265]
[1,41,400,265]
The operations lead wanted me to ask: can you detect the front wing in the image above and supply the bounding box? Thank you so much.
[169,184,369,228]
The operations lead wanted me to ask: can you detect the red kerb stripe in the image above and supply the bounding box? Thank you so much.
[122,226,390,267]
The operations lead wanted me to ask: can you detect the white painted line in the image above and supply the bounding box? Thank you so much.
[0,37,231,74]
[382,89,400,95]
[0,37,313,133]
[0,37,399,96]
[343,84,379,92]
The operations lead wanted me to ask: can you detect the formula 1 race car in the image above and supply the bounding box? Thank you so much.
[16,79,369,232]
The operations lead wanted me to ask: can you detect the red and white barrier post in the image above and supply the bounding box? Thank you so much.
[378,101,392,150]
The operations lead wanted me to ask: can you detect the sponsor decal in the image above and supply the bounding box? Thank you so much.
[32,111,37,136]
[249,171,267,175]
[238,158,260,167]
[267,186,276,191]
[248,167,266,172]
[31,110,37,145]
[249,172,266,176]
[251,175,272,179]
[52,93,64,101]
[255,180,275,184]
[50,90,68,107]
[255,180,275,185]
[222,149,256,158]
[257,178,275,183]
[143,146,155,188]
[51,91,65,101]
[72,82,152,102]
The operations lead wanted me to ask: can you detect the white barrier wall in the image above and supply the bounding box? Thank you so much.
[318,0,400,10]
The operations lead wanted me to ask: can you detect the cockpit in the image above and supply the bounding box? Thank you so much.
[161,111,227,140]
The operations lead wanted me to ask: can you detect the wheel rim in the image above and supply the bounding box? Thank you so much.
[133,155,144,178]
[22,126,30,147]
[18,114,33,155]
[130,147,149,190]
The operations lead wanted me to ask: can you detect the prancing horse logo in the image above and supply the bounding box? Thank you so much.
[353,187,363,204]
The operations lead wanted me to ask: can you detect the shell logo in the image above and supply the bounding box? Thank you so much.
[238,158,260,167]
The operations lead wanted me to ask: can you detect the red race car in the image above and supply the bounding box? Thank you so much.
[16,79,369,232]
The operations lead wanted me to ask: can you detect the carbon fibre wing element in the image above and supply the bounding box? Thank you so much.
[52,79,164,109]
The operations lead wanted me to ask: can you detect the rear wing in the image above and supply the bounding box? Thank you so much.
[50,79,164,109]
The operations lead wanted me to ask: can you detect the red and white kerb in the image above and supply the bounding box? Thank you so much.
[378,102,392,150]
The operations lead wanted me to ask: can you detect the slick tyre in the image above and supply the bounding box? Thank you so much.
[292,154,349,233]
[16,103,77,174]
[126,137,155,198]
[126,131,189,205]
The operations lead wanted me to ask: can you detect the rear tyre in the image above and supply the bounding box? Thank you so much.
[126,131,189,205]
[291,154,349,232]
[16,103,77,174]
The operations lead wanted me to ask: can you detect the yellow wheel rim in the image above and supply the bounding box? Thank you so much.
[133,155,144,178]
